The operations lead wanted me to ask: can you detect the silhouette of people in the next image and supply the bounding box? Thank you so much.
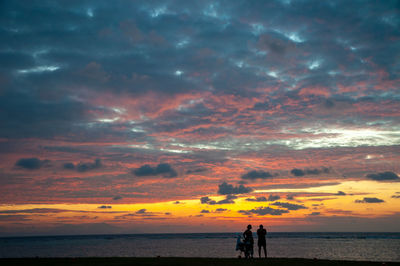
[243,224,254,258]
[257,224,267,258]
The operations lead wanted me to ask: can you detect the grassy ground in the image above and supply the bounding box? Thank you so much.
[1,257,399,266]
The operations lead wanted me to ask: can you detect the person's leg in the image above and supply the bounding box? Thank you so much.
[258,244,261,258]
[263,244,267,258]
[245,243,249,258]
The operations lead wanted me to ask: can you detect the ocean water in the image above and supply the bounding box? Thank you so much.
[1,232,399,262]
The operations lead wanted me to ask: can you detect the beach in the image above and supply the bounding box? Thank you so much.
[2,258,400,266]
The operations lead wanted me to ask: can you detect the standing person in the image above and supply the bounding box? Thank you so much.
[257,224,267,258]
[243,224,254,258]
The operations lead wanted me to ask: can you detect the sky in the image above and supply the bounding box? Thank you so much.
[0,0,400,236]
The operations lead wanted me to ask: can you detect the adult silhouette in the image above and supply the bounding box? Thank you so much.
[257,224,267,258]
[243,224,254,258]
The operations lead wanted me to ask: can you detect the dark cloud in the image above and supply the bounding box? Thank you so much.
[133,163,178,178]
[309,212,321,216]
[77,159,102,172]
[63,162,75,170]
[97,205,112,209]
[286,195,295,200]
[246,194,280,202]
[200,209,210,213]
[355,197,385,203]
[218,182,252,195]
[366,172,399,181]
[200,195,237,205]
[291,168,330,176]
[135,209,147,214]
[239,207,289,216]
[271,202,307,210]
[186,168,207,174]
[335,191,346,196]
[113,196,122,200]
[15,158,48,170]
[291,168,305,176]
[246,196,267,202]
[215,208,227,212]
[241,170,274,180]
[216,195,237,204]
[267,195,281,201]
[200,197,212,204]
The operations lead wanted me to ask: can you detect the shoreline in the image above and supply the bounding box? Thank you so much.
[1,257,399,266]
[2,231,400,238]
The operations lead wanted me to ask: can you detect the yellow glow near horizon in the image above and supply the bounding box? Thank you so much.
[1,180,399,231]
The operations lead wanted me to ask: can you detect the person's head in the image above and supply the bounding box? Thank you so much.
[247,224,252,229]
[259,224,263,229]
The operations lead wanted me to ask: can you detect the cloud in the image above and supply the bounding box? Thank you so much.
[97,205,112,209]
[216,195,237,204]
[136,209,147,214]
[63,162,75,170]
[200,197,212,204]
[291,167,330,176]
[76,159,102,172]
[309,212,321,216]
[200,209,210,213]
[15,158,48,170]
[366,171,399,181]
[271,202,307,210]
[246,196,267,202]
[186,168,207,174]
[113,196,122,200]
[218,182,252,195]
[291,169,305,176]
[0,0,399,224]
[241,170,274,180]
[215,208,227,212]
[133,163,178,178]
[63,159,102,172]
[246,194,280,202]
[267,195,281,201]
[238,207,289,216]
[200,195,237,205]
[335,191,346,196]
[355,197,385,203]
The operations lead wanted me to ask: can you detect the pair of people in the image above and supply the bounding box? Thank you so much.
[243,224,267,258]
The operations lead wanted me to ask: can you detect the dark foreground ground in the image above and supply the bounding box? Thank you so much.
[1,258,399,266]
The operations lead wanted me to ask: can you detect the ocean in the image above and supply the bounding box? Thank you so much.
[1,232,399,262]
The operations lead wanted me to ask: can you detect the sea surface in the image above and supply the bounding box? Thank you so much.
[1,232,399,262]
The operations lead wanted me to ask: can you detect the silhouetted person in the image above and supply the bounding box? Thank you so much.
[243,224,254,258]
[257,224,267,258]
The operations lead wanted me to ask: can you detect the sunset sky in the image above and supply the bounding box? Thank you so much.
[1,0,400,236]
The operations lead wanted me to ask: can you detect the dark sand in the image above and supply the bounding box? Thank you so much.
[1,258,399,266]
